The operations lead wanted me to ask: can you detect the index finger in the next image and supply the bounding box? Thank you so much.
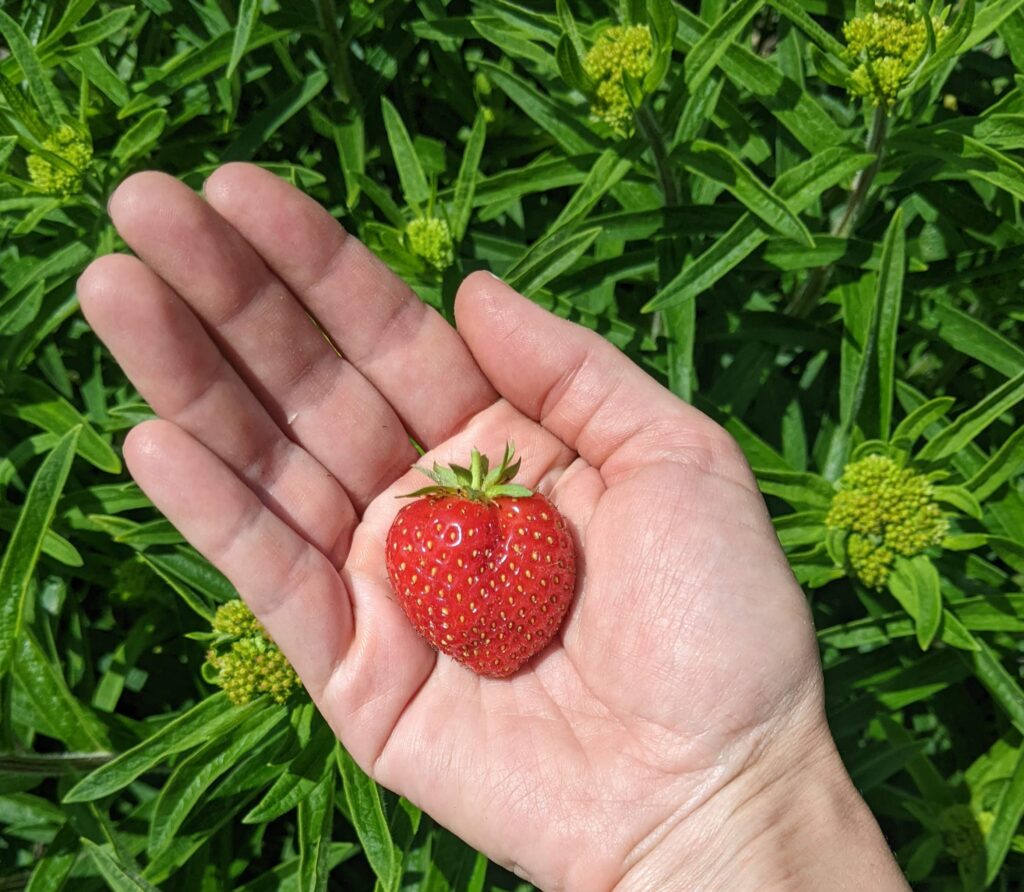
[203,163,497,447]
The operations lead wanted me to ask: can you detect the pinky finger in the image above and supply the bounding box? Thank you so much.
[124,419,352,699]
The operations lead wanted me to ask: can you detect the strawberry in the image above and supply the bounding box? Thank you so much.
[385,444,576,678]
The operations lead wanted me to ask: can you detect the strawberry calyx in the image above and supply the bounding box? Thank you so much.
[400,441,533,503]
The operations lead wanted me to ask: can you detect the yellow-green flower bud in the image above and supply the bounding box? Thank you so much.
[842,1,947,108]
[212,598,264,638]
[205,599,300,705]
[582,25,654,136]
[26,124,92,197]
[937,805,984,859]
[827,454,947,588]
[407,217,454,272]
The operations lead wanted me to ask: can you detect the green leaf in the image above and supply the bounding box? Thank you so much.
[14,628,110,750]
[223,70,328,163]
[931,485,983,519]
[69,46,129,106]
[64,693,257,802]
[966,426,1024,501]
[2,374,120,474]
[147,705,287,855]
[451,112,486,243]
[227,0,261,77]
[824,211,904,479]
[874,210,905,442]
[965,0,1022,51]
[381,96,430,208]
[505,226,601,296]
[0,134,18,169]
[556,0,586,58]
[754,468,836,509]
[767,0,848,58]
[0,11,66,127]
[643,149,874,311]
[243,719,337,823]
[890,555,943,650]
[964,641,1024,734]
[953,594,1024,633]
[893,129,1024,206]
[908,0,974,89]
[808,43,851,89]
[0,426,80,678]
[139,548,235,603]
[68,8,134,50]
[675,7,844,153]
[37,0,101,51]
[25,823,77,891]
[679,140,815,247]
[891,397,956,446]
[550,148,634,232]
[297,762,336,892]
[338,746,401,891]
[82,839,160,892]
[917,370,1024,462]
[137,553,213,620]
[684,0,763,93]
[926,301,1024,379]
[555,35,592,94]
[144,24,287,92]
[984,743,1024,884]
[477,61,604,155]
[111,109,167,166]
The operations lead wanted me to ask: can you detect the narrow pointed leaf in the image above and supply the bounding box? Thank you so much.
[0,426,80,677]
[680,140,815,247]
[381,97,430,207]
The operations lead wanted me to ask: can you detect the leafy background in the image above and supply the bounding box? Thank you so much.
[1,0,1023,889]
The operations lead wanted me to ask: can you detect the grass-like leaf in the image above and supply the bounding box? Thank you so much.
[684,0,764,94]
[338,746,401,892]
[917,370,1024,462]
[0,425,80,677]
[381,96,431,208]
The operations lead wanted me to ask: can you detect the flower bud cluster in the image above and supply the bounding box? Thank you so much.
[843,1,946,107]
[407,216,454,272]
[205,599,300,705]
[582,25,654,136]
[26,124,92,196]
[827,453,947,588]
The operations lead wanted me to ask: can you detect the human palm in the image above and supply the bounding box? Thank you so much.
[80,165,829,890]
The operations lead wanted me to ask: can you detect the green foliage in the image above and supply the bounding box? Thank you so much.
[0,1,1022,890]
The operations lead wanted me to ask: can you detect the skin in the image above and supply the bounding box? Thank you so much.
[78,164,910,891]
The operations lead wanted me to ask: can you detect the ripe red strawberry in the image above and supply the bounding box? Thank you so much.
[385,444,576,678]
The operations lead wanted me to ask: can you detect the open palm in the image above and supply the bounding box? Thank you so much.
[80,165,831,891]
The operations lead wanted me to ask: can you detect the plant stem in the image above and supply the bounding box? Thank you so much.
[787,105,889,318]
[636,102,679,208]
[636,102,695,399]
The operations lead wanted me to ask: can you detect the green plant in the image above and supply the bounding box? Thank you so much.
[0,1,1022,889]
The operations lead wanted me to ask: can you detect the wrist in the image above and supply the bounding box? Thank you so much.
[615,717,910,892]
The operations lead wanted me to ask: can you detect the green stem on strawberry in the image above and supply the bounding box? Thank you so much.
[400,442,534,504]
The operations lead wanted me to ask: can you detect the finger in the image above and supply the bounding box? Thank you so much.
[108,171,413,509]
[202,162,496,445]
[454,273,752,487]
[79,254,356,566]
[123,419,351,697]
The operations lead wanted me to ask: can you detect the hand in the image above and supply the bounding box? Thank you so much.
[79,164,908,891]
